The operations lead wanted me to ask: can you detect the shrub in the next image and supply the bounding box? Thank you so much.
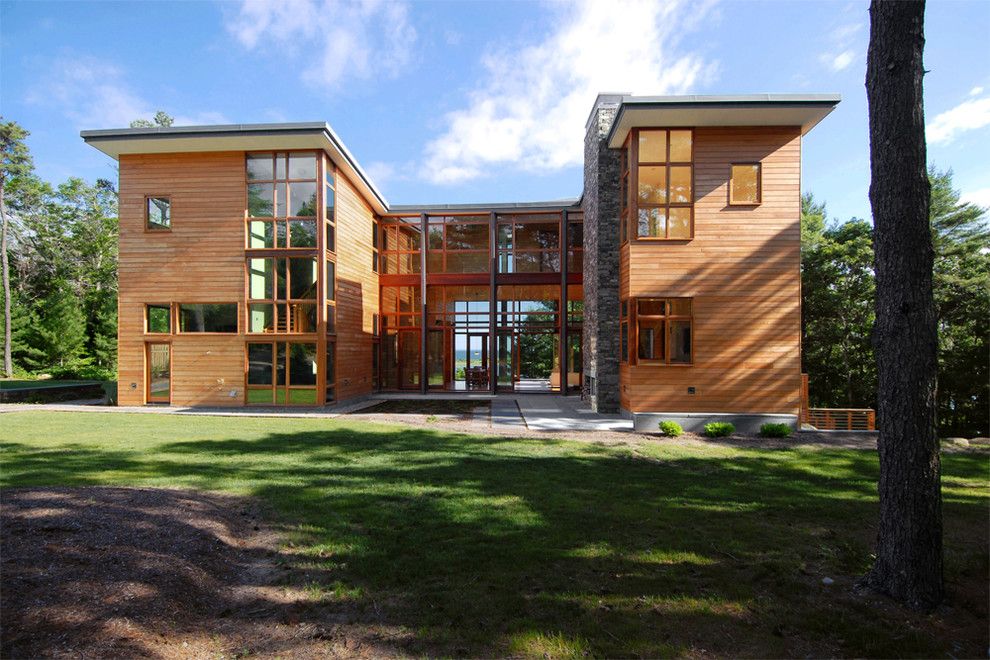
[45,358,115,382]
[760,422,793,438]
[659,420,683,437]
[704,422,735,438]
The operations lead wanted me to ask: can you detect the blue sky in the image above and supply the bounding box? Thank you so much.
[2,0,988,222]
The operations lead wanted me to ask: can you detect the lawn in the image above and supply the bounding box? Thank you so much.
[0,379,101,391]
[1,411,987,657]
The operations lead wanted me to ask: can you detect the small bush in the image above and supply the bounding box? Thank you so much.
[704,422,735,438]
[760,422,793,438]
[45,359,115,382]
[659,420,683,437]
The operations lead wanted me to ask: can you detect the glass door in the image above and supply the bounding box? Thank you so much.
[496,332,516,391]
[465,333,489,390]
[146,343,171,404]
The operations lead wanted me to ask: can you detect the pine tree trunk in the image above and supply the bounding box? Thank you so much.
[865,0,943,610]
[1,184,13,378]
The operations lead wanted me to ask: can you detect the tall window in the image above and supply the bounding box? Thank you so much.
[729,163,761,205]
[633,298,692,364]
[324,160,336,252]
[620,299,628,363]
[381,217,421,274]
[247,257,318,333]
[632,129,693,240]
[372,218,380,273]
[566,212,583,273]
[246,152,318,248]
[325,259,336,334]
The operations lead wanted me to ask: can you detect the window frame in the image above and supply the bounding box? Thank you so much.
[145,303,173,334]
[175,302,240,334]
[619,299,629,363]
[145,195,172,232]
[245,256,320,334]
[244,340,320,405]
[429,215,491,274]
[629,128,695,242]
[245,151,320,250]
[631,297,693,366]
[496,213,561,274]
[728,162,762,206]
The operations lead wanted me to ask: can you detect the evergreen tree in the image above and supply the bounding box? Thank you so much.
[33,280,87,369]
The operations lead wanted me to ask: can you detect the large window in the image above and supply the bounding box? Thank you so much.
[428,215,490,273]
[566,213,583,273]
[497,214,559,273]
[247,257,318,333]
[177,304,238,333]
[631,129,693,240]
[324,159,336,253]
[381,217,422,274]
[246,152,318,249]
[633,298,692,364]
[620,299,629,363]
[381,285,421,330]
[246,341,318,405]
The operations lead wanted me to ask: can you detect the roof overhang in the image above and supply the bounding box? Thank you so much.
[606,94,840,149]
[81,122,390,214]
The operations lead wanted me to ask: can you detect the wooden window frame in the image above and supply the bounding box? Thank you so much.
[429,216,491,274]
[380,218,422,275]
[380,285,422,331]
[145,341,172,404]
[630,129,695,242]
[244,340,319,406]
[145,303,173,335]
[325,257,336,335]
[728,162,762,206]
[175,302,240,334]
[619,299,629,363]
[495,214,561,275]
[245,256,319,335]
[325,338,336,403]
[620,136,630,245]
[630,297,693,366]
[145,196,172,232]
[372,218,380,273]
[245,151,320,250]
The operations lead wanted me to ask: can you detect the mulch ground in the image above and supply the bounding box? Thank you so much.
[0,487,409,659]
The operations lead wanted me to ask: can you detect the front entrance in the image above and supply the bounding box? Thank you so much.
[146,343,170,404]
[456,332,489,390]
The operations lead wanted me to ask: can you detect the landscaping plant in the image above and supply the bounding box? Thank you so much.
[659,420,683,437]
[704,421,735,437]
[759,423,793,438]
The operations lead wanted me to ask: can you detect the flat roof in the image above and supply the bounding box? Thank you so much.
[606,93,840,148]
[82,122,393,214]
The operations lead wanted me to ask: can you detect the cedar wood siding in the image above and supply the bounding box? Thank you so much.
[332,168,378,401]
[117,151,377,406]
[619,127,802,415]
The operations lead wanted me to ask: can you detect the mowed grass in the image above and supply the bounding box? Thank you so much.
[1,411,987,658]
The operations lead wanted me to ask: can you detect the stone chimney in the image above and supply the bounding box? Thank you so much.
[581,94,626,413]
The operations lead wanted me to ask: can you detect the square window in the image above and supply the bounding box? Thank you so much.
[146,304,171,333]
[730,163,761,205]
[147,197,170,230]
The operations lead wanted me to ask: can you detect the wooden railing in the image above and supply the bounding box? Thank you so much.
[806,408,876,431]
[801,374,877,431]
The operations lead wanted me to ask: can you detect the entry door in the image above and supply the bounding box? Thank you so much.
[146,343,171,404]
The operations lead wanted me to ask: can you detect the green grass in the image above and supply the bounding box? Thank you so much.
[1,411,987,657]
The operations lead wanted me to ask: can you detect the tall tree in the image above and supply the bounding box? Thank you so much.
[865,0,942,609]
[0,119,33,377]
[130,111,175,129]
[929,168,989,436]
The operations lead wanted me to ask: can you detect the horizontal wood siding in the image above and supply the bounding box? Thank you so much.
[117,152,248,406]
[333,170,378,400]
[623,127,802,415]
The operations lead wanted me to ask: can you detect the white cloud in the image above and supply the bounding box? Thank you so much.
[960,187,990,209]
[225,0,416,89]
[817,22,862,74]
[970,86,985,97]
[421,0,717,185]
[27,55,226,128]
[927,95,990,144]
[822,49,855,72]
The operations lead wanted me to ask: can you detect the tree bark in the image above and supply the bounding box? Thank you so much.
[1,184,13,378]
[864,0,943,610]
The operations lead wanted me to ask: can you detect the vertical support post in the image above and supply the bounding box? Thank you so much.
[420,213,428,394]
[489,211,497,395]
[560,209,568,396]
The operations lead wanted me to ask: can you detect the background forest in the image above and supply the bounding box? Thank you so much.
[2,119,987,435]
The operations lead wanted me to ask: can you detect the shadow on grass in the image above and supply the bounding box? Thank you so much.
[1,422,987,658]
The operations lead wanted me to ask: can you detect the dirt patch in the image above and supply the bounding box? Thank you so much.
[0,487,409,658]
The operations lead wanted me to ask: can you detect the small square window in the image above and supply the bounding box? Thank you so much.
[146,304,171,333]
[730,164,761,205]
[147,197,171,230]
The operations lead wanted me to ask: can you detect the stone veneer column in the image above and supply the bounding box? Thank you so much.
[582,94,624,413]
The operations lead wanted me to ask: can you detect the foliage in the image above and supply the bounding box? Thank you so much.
[801,170,989,437]
[130,111,174,128]
[659,420,683,437]
[0,411,986,657]
[703,421,735,437]
[759,423,793,438]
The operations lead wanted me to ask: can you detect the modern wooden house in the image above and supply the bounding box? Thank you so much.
[82,93,838,430]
